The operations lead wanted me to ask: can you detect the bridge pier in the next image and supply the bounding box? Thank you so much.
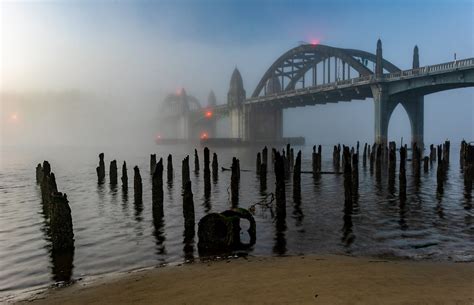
[400,96,424,149]
[247,106,283,141]
[372,84,397,147]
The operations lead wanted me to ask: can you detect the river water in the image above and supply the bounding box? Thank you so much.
[0,143,472,301]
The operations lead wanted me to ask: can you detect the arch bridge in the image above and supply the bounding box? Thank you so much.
[163,40,474,146]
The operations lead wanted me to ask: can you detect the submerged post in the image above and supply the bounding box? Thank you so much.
[293,151,301,198]
[182,156,190,189]
[343,146,353,207]
[110,160,118,185]
[274,152,286,219]
[152,158,164,216]
[231,157,240,207]
[256,152,262,175]
[134,166,142,204]
[50,192,74,252]
[399,145,407,199]
[204,147,211,197]
[352,152,359,194]
[150,154,157,175]
[212,153,218,181]
[363,143,368,167]
[96,153,105,184]
[121,161,128,190]
[194,149,200,173]
[182,180,195,235]
[262,146,268,172]
[423,156,429,173]
[167,154,173,183]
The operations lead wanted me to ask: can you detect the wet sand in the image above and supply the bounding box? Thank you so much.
[19,255,474,305]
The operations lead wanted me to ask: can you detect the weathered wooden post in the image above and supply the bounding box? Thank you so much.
[36,163,43,184]
[352,152,359,194]
[317,145,322,172]
[212,152,218,181]
[204,147,211,197]
[282,152,290,179]
[150,154,157,175]
[50,192,74,253]
[436,144,445,191]
[182,156,190,188]
[293,151,301,198]
[312,145,317,176]
[260,162,267,191]
[274,151,286,219]
[121,161,128,191]
[375,144,382,178]
[194,149,200,173]
[463,143,474,189]
[40,161,57,206]
[460,140,466,169]
[290,148,294,172]
[152,158,164,216]
[413,143,421,178]
[256,152,262,175]
[110,160,118,185]
[399,145,407,199]
[231,157,240,207]
[388,141,396,177]
[262,146,268,172]
[182,180,195,236]
[369,144,375,173]
[363,143,368,167]
[271,148,276,164]
[430,144,436,162]
[343,146,353,207]
[443,140,450,164]
[134,166,142,204]
[167,154,173,183]
[96,153,105,183]
[423,156,429,173]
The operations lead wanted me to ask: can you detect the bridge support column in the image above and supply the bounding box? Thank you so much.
[372,84,397,147]
[247,105,283,142]
[400,96,424,149]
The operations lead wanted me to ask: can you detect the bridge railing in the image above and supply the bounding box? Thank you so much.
[384,58,474,80]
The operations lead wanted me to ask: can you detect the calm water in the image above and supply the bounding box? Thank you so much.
[0,143,472,301]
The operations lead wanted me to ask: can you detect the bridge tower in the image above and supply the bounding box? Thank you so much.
[372,42,424,148]
[207,90,217,137]
[228,68,247,139]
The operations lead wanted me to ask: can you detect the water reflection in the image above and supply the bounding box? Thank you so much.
[341,202,355,248]
[152,208,166,256]
[50,249,75,283]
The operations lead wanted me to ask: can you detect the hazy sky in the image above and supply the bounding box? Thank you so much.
[1,0,473,146]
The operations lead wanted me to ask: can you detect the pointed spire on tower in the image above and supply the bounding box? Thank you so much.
[207,90,217,107]
[375,39,383,77]
[412,45,419,69]
[228,67,246,107]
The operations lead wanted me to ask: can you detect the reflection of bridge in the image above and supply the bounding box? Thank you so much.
[160,40,474,146]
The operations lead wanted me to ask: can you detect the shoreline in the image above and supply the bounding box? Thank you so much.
[16,254,474,305]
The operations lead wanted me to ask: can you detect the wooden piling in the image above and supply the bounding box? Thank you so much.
[150,154,157,174]
[182,156,190,188]
[256,152,262,175]
[259,162,267,191]
[352,152,359,194]
[399,145,407,199]
[152,158,164,215]
[212,153,218,181]
[96,153,105,183]
[231,157,240,207]
[182,180,195,235]
[423,156,429,173]
[121,161,128,190]
[463,143,474,188]
[194,149,200,173]
[167,154,173,182]
[134,166,142,204]
[49,192,74,252]
[36,163,43,184]
[110,160,118,185]
[262,146,268,171]
[274,152,286,218]
[363,143,367,167]
[293,151,301,197]
[290,148,294,172]
[388,142,396,178]
[204,147,211,197]
[343,146,353,207]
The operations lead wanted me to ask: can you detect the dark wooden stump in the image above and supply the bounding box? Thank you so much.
[167,154,173,183]
[231,157,240,208]
[274,152,286,220]
[134,166,142,204]
[110,160,118,185]
[150,154,157,175]
[256,152,262,175]
[182,156,190,189]
[183,180,195,235]
[212,153,218,181]
[204,147,211,198]
[194,149,200,173]
[50,192,74,252]
[36,163,43,184]
[121,161,128,191]
[152,158,164,217]
[96,153,105,184]
[293,151,301,199]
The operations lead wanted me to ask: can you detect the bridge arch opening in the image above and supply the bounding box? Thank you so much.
[388,103,412,147]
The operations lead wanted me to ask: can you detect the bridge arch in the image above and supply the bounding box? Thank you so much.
[252,44,401,97]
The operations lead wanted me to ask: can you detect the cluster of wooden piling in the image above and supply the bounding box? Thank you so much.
[461,141,474,189]
[36,161,74,253]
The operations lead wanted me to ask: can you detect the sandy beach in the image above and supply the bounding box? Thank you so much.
[18,255,474,305]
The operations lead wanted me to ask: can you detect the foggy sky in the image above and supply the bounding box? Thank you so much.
[1,0,473,147]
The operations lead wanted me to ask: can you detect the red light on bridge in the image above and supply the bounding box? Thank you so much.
[205,110,213,118]
[200,132,209,140]
[310,38,320,46]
